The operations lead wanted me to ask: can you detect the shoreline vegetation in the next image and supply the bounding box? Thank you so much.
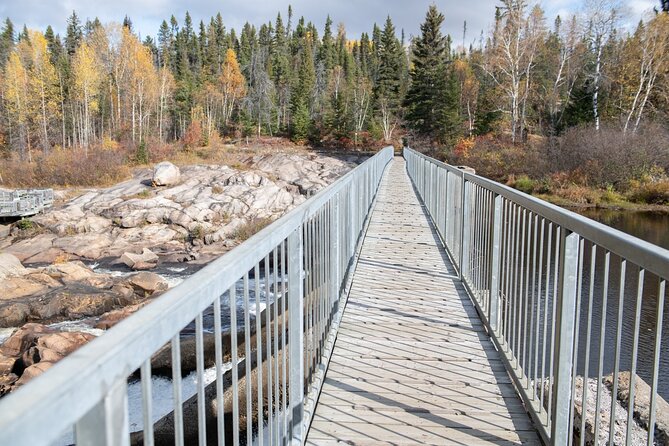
[0,3,668,209]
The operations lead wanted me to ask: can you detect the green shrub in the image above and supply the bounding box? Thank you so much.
[16,219,34,230]
[136,140,149,165]
[512,175,536,194]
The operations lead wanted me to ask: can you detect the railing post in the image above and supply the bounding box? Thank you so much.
[459,174,470,280]
[551,231,580,445]
[349,180,356,256]
[330,197,340,306]
[489,195,503,333]
[75,379,129,446]
[288,227,305,445]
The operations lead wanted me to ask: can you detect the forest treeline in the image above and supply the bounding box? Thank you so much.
[1,1,669,203]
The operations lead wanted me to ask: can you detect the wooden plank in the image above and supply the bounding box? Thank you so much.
[306,158,539,445]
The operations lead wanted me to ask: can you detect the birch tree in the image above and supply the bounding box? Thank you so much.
[3,52,30,159]
[583,0,620,131]
[219,49,246,127]
[27,30,61,153]
[72,41,102,152]
[623,14,669,132]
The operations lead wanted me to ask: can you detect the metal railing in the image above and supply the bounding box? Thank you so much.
[0,147,393,446]
[404,147,669,446]
[0,188,54,217]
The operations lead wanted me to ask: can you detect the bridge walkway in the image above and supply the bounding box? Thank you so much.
[306,158,541,445]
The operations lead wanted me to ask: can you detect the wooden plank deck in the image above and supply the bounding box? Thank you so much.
[306,158,541,446]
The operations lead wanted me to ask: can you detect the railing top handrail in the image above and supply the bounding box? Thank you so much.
[404,147,669,279]
[0,147,394,444]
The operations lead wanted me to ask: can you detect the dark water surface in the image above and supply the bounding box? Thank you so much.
[569,208,669,399]
[576,208,669,250]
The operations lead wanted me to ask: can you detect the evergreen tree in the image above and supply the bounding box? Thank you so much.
[0,19,15,67]
[404,5,455,142]
[157,20,172,67]
[291,37,315,141]
[65,11,83,57]
[374,17,406,142]
[122,15,133,31]
[318,16,336,72]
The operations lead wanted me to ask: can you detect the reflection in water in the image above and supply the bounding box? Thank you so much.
[576,208,669,250]
[567,209,669,399]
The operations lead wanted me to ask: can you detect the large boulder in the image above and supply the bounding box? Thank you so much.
[36,332,95,357]
[0,303,31,327]
[14,361,55,386]
[28,287,118,321]
[153,162,181,186]
[121,248,159,270]
[129,272,168,294]
[4,234,56,262]
[0,253,26,280]
[0,275,55,301]
[94,302,148,330]
[0,323,54,357]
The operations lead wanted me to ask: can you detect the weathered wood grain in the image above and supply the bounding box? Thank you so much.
[306,159,540,445]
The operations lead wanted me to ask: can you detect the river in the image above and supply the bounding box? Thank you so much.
[567,208,669,399]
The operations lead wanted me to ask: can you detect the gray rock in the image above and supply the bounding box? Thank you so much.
[129,272,168,294]
[0,253,26,280]
[4,234,57,262]
[153,162,181,186]
[121,248,159,270]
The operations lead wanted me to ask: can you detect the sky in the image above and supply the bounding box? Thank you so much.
[0,0,660,45]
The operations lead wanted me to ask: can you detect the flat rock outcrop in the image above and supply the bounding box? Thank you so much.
[4,152,356,266]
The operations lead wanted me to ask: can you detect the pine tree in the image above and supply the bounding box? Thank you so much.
[291,38,315,141]
[374,16,405,142]
[65,11,83,57]
[319,16,336,72]
[0,19,15,67]
[404,5,454,142]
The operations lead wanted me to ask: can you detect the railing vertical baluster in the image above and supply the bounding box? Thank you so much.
[272,248,280,445]
[331,196,340,309]
[489,195,503,333]
[288,228,304,444]
[609,259,627,445]
[593,251,611,446]
[243,273,253,446]
[263,254,273,446]
[230,284,240,446]
[648,279,665,445]
[140,359,154,446]
[214,294,225,446]
[625,268,644,446]
[281,239,288,442]
[551,231,579,445]
[75,379,129,446]
[580,244,597,446]
[460,175,470,280]
[171,335,184,446]
[568,238,585,446]
[254,263,264,446]
[195,312,206,446]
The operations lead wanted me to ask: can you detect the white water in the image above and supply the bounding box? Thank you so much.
[53,363,231,446]
[0,327,16,345]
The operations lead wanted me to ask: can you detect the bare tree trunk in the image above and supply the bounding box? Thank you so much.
[593,39,603,131]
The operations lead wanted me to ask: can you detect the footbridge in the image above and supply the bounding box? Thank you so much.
[1,147,668,446]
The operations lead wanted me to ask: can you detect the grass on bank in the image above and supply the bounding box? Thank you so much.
[0,136,318,189]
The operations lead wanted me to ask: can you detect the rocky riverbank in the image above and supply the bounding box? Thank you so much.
[0,150,360,396]
[538,373,669,445]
